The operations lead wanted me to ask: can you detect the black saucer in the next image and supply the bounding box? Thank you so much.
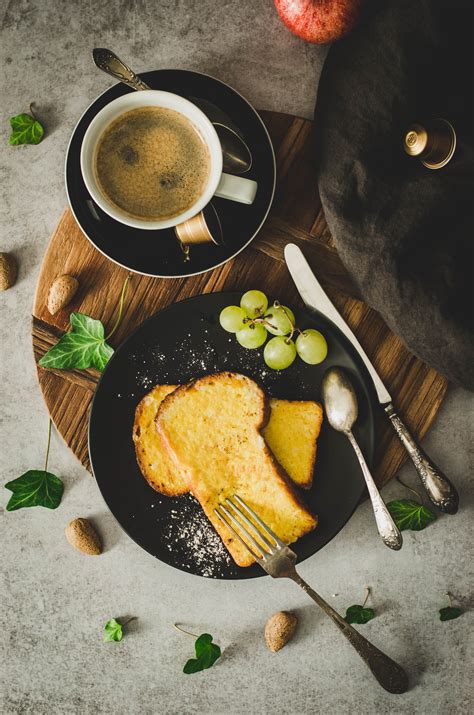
[65,70,276,278]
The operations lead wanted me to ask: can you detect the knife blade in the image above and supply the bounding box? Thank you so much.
[284,243,459,514]
[284,243,391,405]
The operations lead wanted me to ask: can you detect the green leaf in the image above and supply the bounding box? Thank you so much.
[439,606,462,622]
[39,312,114,372]
[345,605,376,624]
[387,499,436,531]
[9,112,44,145]
[103,618,123,642]
[183,633,221,674]
[5,469,63,511]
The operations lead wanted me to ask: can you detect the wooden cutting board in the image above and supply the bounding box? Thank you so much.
[32,110,447,484]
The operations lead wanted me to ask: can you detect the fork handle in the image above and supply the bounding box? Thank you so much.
[290,573,408,694]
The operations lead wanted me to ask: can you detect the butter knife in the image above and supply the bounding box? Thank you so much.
[285,243,459,514]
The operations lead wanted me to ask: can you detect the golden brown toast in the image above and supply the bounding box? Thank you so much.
[132,384,184,496]
[264,399,323,489]
[133,386,322,496]
[155,372,317,567]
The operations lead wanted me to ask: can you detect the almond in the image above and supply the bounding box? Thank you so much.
[47,274,79,315]
[0,252,18,291]
[65,517,102,555]
[264,611,298,652]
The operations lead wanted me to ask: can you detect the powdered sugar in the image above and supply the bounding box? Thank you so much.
[129,329,287,396]
[159,495,232,578]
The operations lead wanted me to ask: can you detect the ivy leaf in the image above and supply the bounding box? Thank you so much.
[183,633,221,674]
[345,605,376,624]
[439,607,462,622]
[5,469,63,511]
[387,499,436,531]
[103,618,123,642]
[39,312,114,372]
[9,112,44,145]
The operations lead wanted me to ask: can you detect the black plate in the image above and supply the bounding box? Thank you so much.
[89,292,376,579]
[66,70,275,278]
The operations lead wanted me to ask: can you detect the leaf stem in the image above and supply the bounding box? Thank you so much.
[44,419,52,472]
[121,616,137,627]
[29,102,38,121]
[106,274,131,341]
[446,592,453,608]
[362,586,371,608]
[173,623,198,639]
[396,475,423,503]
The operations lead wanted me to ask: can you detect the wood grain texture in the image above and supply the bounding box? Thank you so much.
[32,110,447,483]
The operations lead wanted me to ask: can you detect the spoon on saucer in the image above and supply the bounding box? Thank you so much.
[322,366,403,551]
[213,122,252,174]
[92,48,252,173]
[189,96,252,173]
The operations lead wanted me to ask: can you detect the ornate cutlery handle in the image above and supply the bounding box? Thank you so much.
[92,48,151,91]
[385,403,459,514]
[291,572,408,694]
[347,431,402,550]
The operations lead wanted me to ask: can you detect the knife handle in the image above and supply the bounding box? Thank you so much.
[384,404,459,514]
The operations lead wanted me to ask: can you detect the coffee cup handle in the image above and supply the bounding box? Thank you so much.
[214,173,258,205]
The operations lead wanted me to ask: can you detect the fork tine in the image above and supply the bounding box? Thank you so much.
[220,504,269,557]
[233,495,286,547]
[226,498,275,552]
[214,506,263,562]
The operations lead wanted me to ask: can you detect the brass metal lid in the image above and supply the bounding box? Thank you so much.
[404,124,429,157]
[403,119,456,169]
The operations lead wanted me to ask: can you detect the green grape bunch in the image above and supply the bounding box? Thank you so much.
[219,290,328,371]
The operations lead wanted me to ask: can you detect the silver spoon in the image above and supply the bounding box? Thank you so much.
[213,122,252,174]
[322,366,403,551]
[92,48,252,173]
[92,48,151,91]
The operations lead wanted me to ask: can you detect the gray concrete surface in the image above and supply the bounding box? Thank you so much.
[1,2,473,713]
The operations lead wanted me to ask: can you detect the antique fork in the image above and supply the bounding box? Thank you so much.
[215,496,409,694]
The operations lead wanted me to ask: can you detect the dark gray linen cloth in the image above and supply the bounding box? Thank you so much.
[315,0,474,389]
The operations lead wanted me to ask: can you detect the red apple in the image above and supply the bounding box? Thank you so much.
[274,0,363,44]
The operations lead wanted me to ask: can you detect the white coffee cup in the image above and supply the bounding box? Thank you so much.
[80,90,258,230]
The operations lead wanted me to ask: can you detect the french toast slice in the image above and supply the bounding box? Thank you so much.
[132,384,185,496]
[133,386,322,495]
[155,372,317,567]
[264,399,323,489]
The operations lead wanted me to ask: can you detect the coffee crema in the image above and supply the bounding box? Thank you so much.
[94,106,211,221]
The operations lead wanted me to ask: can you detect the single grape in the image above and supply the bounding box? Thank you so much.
[265,304,295,336]
[240,290,268,318]
[264,336,297,370]
[219,305,247,333]
[296,329,328,365]
[236,323,267,349]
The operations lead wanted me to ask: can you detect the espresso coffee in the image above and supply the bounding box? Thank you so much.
[94,106,211,221]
